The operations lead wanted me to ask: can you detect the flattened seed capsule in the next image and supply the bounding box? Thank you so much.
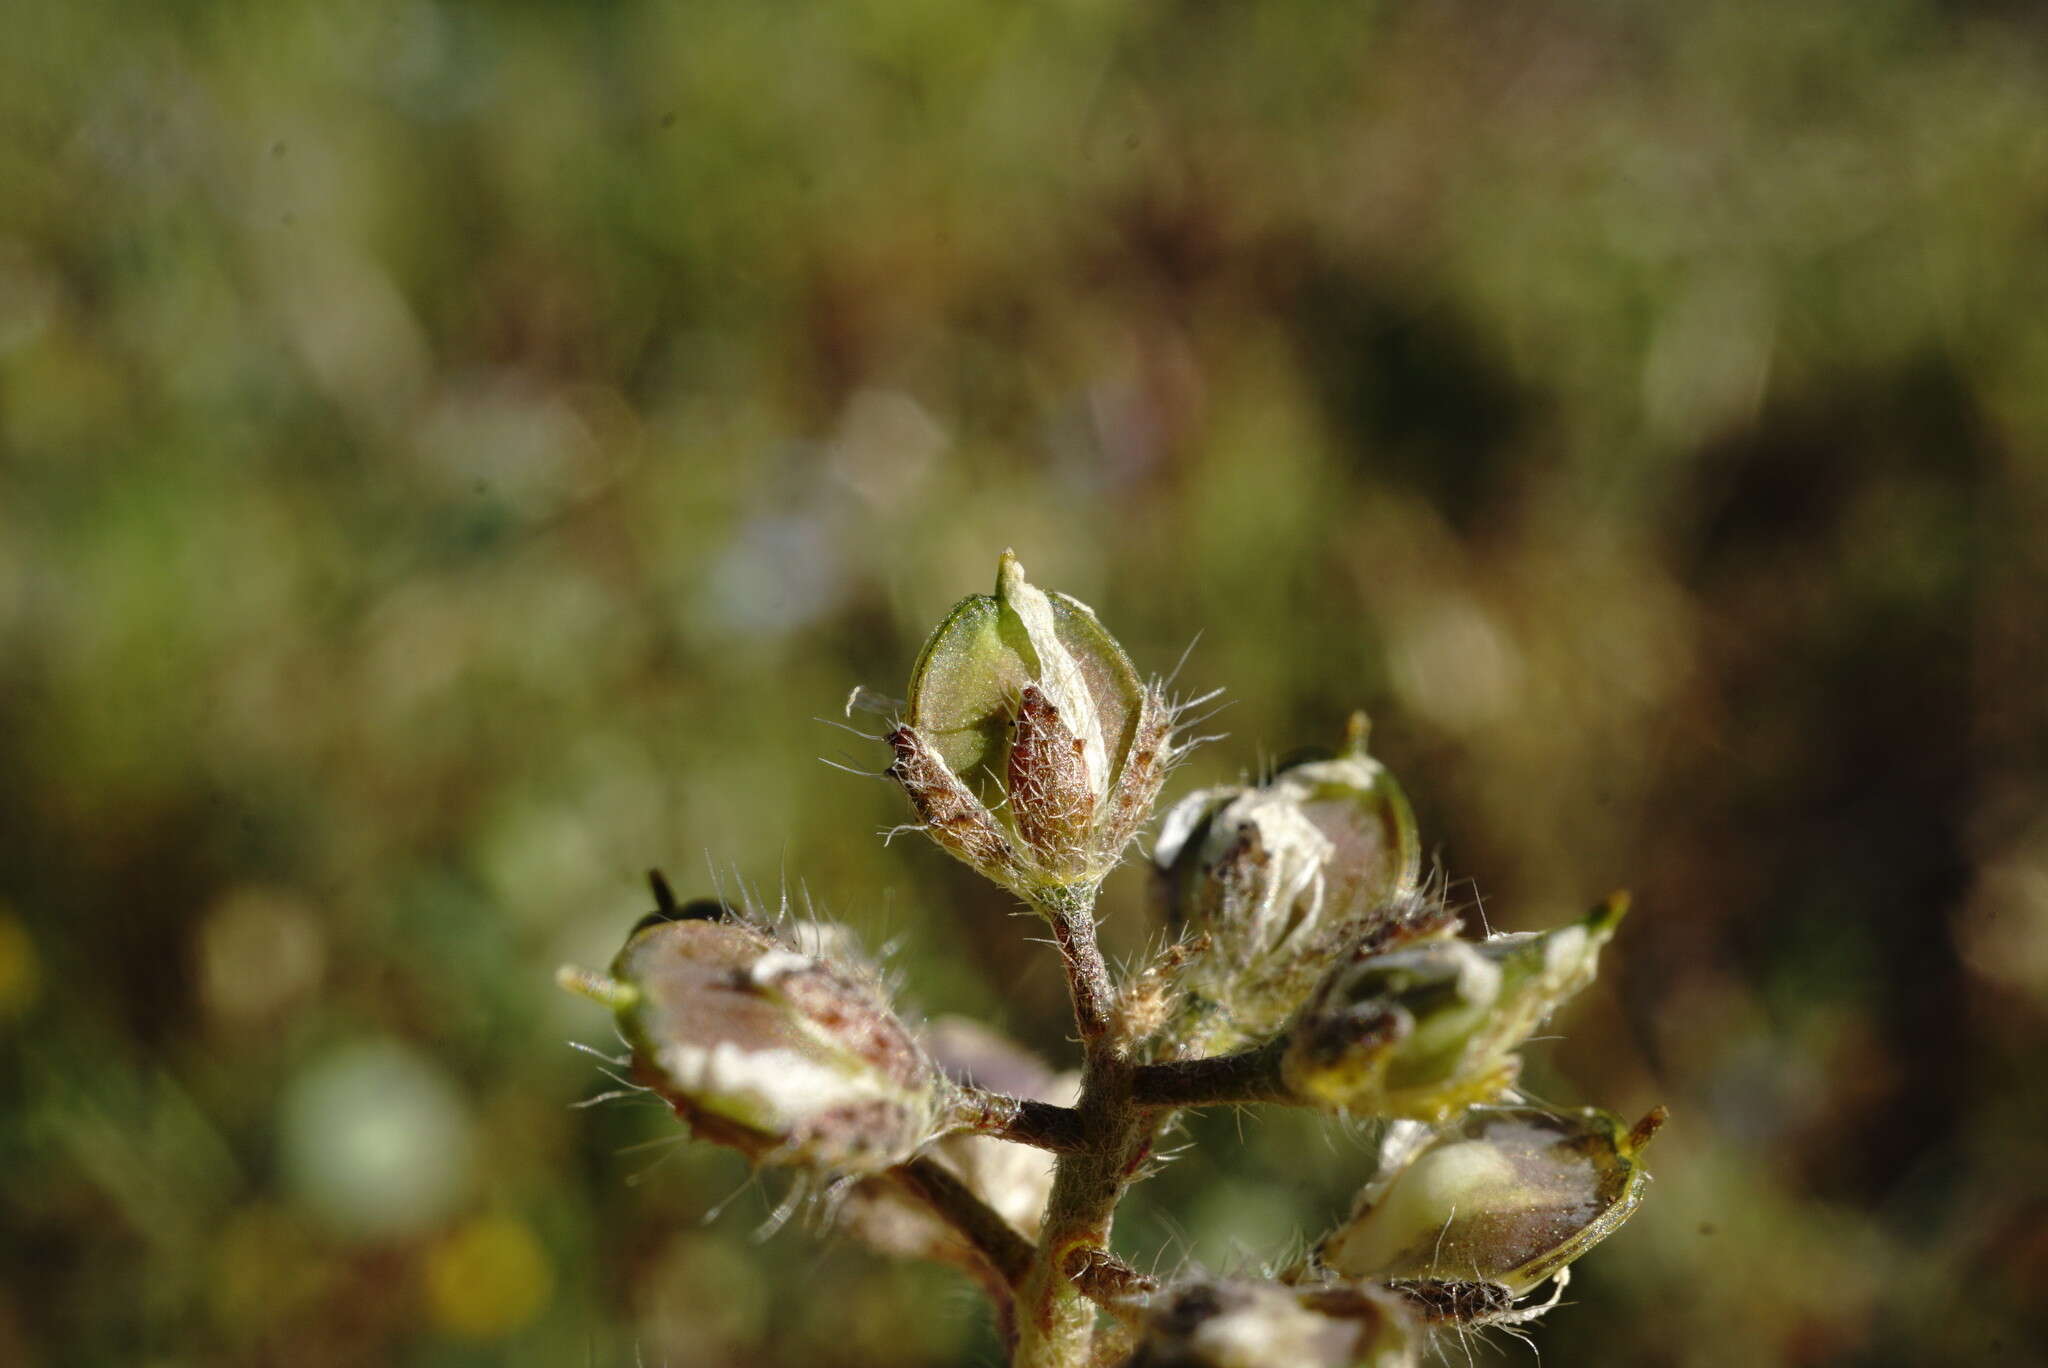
[1317,1104,1666,1294]
[589,914,943,1175]
[1283,897,1629,1122]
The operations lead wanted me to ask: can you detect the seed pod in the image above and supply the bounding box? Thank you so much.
[1122,1278,1418,1368]
[1265,714,1423,923]
[1315,1104,1665,1295]
[891,551,1169,897]
[569,910,942,1175]
[1282,897,1628,1122]
[1151,716,1440,1053]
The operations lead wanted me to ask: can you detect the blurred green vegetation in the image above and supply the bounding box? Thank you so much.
[4,0,2046,1364]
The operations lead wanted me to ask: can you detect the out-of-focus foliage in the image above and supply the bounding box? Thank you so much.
[2,0,2044,1364]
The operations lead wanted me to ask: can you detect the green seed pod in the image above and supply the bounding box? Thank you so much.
[563,907,942,1174]
[1122,1278,1418,1368]
[1282,897,1628,1122]
[891,551,1170,898]
[1153,715,1438,1051]
[1315,1104,1666,1295]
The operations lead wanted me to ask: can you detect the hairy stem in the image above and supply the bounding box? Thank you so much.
[1016,887,1152,1368]
[1127,1038,1293,1109]
[946,1088,1090,1153]
[1071,1249,1159,1314]
[889,1154,1038,1289]
[1045,896,1115,1041]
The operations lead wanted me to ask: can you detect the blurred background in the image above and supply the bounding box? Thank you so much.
[4,0,2045,1364]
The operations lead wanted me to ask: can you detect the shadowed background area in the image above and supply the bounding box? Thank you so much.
[4,1,2045,1364]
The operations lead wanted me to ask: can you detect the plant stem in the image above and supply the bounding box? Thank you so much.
[1015,888,1151,1368]
[1044,895,1115,1042]
[946,1089,1089,1153]
[1127,1038,1293,1109]
[890,1154,1037,1288]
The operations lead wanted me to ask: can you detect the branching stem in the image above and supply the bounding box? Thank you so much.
[1015,885,1158,1368]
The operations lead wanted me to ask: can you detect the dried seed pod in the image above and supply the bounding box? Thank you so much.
[1151,716,1439,1053]
[1282,897,1628,1122]
[1315,1105,1665,1295]
[889,552,1172,898]
[568,911,942,1175]
[1122,1278,1418,1368]
[1268,713,1423,911]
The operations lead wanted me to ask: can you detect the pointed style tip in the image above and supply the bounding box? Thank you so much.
[557,964,639,1010]
[996,548,1026,597]
[1627,1104,1670,1153]
[1590,891,1632,933]
[648,868,680,915]
[1343,710,1374,756]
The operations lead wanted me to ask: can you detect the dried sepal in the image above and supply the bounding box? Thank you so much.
[1312,1104,1664,1296]
[1378,1278,1518,1326]
[887,724,1029,891]
[1009,685,1098,879]
[1282,897,1628,1123]
[1114,934,1207,1045]
[1099,684,1175,855]
[592,909,943,1174]
[1121,1278,1418,1368]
